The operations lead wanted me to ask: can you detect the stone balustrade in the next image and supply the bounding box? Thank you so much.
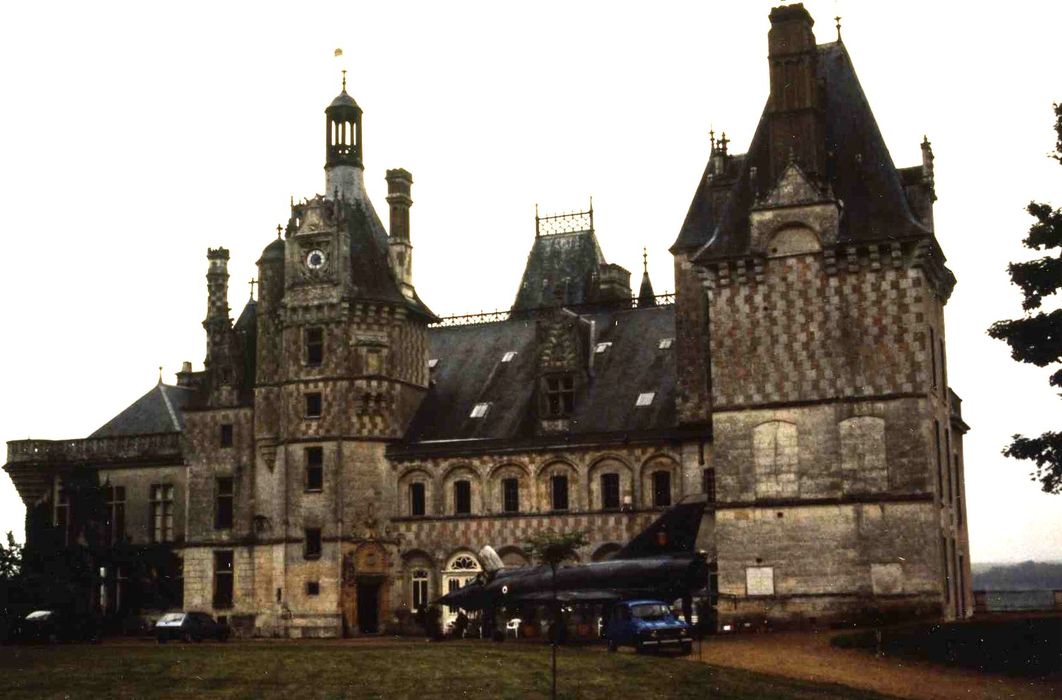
[6,433,183,465]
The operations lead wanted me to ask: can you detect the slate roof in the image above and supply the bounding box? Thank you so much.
[676,42,930,261]
[89,383,195,438]
[512,230,606,312]
[400,305,677,449]
[345,198,435,319]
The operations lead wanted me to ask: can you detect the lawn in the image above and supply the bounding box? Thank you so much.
[0,639,897,699]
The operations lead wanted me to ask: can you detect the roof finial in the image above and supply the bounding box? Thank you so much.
[249,278,257,300]
[341,68,347,92]
[643,247,648,274]
[158,366,163,385]
[276,224,283,239]
[718,131,729,155]
[709,127,716,150]
[835,16,842,41]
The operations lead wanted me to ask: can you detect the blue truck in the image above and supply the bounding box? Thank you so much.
[602,599,693,654]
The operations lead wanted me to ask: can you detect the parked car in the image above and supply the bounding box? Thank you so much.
[155,612,230,643]
[602,600,692,654]
[17,609,101,643]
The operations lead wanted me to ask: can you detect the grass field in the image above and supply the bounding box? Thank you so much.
[0,639,896,700]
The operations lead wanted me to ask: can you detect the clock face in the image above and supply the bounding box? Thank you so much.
[306,249,326,270]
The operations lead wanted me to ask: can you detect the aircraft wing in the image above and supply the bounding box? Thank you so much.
[514,590,623,603]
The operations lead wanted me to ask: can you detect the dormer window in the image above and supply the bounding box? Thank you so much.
[470,402,490,418]
[658,338,674,350]
[636,392,655,407]
[428,358,439,369]
[594,342,612,354]
[501,351,517,363]
[543,374,575,418]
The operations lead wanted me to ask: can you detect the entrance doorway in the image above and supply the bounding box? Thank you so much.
[357,580,380,633]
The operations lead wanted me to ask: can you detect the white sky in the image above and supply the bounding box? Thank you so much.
[1,1,1060,564]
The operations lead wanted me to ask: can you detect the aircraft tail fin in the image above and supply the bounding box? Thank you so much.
[614,496,706,559]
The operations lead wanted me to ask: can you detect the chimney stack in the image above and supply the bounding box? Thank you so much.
[385,169,415,298]
[766,3,825,182]
[203,247,232,368]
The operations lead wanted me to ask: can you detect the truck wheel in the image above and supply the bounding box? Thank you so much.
[607,639,617,653]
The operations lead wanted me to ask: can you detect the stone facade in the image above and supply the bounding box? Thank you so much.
[4,3,971,636]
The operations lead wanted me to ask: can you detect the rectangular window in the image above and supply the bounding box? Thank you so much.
[304,528,322,560]
[929,326,938,390]
[305,447,323,492]
[215,477,234,530]
[934,420,944,501]
[411,570,429,612]
[946,429,954,504]
[652,471,671,508]
[454,480,471,515]
[955,456,964,527]
[702,468,717,503]
[306,581,320,596]
[409,482,426,517]
[220,423,233,448]
[55,483,70,546]
[150,484,175,543]
[551,474,569,511]
[502,478,519,513]
[305,392,322,418]
[105,485,126,545]
[544,375,575,418]
[940,337,947,397]
[213,550,234,609]
[306,327,324,366]
[601,473,620,510]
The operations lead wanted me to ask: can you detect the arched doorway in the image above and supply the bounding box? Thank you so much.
[442,552,481,629]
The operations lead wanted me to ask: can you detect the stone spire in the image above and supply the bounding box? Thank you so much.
[638,248,656,308]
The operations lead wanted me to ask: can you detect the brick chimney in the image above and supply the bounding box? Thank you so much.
[766,3,826,183]
[385,168,415,299]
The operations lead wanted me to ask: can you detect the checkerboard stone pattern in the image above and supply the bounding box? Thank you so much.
[708,251,930,409]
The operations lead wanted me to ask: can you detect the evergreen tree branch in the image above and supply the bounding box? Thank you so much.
[1008,255,1062,310]
[987,308,1062,366]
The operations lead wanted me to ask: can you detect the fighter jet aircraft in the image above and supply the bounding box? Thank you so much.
[436,496,709,618]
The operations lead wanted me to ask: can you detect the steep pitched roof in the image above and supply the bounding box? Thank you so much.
[345,198,435,319]
[400,305,677,449]
[512,231,606,311]
[679,42,930,262]
[89,383,195,438]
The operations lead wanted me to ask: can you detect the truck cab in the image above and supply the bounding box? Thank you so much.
[602,599,693,654]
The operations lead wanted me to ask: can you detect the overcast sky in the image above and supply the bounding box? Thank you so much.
[1,1,1060,564]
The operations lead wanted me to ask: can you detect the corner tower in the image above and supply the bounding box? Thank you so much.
[234,82,436,639]
[673,3,969,628]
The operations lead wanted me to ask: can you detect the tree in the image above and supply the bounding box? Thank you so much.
[524,529,589,700]
[0,532,22,580]
[988,102,1062,494]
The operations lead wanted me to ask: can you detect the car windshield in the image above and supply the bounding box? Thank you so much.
[159,613,186,623]
[630,604,671,620]
[26,610,53,620]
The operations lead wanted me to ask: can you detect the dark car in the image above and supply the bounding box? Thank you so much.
[17,609,101,644]
[602,600,692,654]
[155,612,230,643]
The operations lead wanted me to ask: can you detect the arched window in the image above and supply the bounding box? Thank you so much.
[839,416,887,494]
[551,474,569,511]
[752,421,798,498]
[651,471,671,508]
[443,553,481,627]
[454,480,471,515]
[411,569,429,613]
